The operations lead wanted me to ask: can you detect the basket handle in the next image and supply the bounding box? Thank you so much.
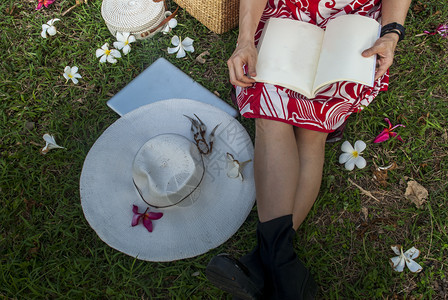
[140,3,179,38]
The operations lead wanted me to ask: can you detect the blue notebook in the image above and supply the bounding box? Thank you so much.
[107,57,238,117]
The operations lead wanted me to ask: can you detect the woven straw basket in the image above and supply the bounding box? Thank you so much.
[101,0,167,39]
[173,0,239,34]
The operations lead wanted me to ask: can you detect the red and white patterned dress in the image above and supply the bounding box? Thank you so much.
[236,0,388,133]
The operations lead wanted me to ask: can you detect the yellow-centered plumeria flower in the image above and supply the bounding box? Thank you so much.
[389,245,423,273]
[113,32,136,55]
[63,66,82,84]
[226,153,252,181]
[167,35,194,58]
[338,140,367,170]
[96,43,121,63]
[41,18,60,38]
[41,133,64,154]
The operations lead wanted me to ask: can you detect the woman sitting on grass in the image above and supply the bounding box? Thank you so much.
[206,0,412,299]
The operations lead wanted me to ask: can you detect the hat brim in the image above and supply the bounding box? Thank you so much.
[80,99,255,261]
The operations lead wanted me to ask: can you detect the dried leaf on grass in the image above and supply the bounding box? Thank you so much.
[361,206,369,221]
[405,180,428,209]
[195,51,210,64]
[5,4,16,15]
[372,162,398,186]
[412,1,427,14]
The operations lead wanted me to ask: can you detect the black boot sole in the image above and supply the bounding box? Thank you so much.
[206,254,263,300]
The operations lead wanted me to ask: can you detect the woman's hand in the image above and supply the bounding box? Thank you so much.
[227,40,258,87]
[362,34,399,80]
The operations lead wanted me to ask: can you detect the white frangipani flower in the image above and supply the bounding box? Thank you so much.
[389,245,423,273]
[96,43,121,63]
[226,153,252,181]
[41,18,60,38]
[41,133,65,154]
[338,140,367,170]
[161,12,178,34]
[113,32,136,55]
[167,35,194,58]
[63,66,82,84]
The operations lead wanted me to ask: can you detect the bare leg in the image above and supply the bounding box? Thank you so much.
[291,127,328,230]
[205,120,322,299]
[254,118,299,222]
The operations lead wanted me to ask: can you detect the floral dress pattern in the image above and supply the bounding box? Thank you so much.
[235,0,388,132]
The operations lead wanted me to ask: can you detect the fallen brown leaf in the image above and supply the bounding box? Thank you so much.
[372,168,388,186]
[405,180,428,209]
[361,206,368,221]
[372,162,397,186]
[196,50,210,64]
[5,4,15,15]
[412,1,427,14]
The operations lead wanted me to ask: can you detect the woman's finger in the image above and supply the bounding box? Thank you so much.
[228,58,254,87]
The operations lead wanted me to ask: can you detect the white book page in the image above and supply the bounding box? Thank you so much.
[254,18,325,98]
[313,15,380,94]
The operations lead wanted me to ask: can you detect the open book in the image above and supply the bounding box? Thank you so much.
[253,15,381,99]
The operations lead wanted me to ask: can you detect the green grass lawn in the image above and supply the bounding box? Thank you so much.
[1,0,447,298]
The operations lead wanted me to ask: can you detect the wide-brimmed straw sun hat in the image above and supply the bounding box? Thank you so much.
[80,99,255,261]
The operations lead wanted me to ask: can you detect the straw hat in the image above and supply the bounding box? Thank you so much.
[80,99,255,261]
[101,0,170,39]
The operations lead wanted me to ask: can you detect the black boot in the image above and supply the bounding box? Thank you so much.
[206,230,266,300]
[233,239,270,300]
[257,215,317,300]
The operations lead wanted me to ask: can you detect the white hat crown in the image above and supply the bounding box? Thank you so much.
[132,134,204,208]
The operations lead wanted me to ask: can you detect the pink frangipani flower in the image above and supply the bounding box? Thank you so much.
[424,24,448,38]
[36,0,55,10]
[131,205,163,232]
[373,118,405,143]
